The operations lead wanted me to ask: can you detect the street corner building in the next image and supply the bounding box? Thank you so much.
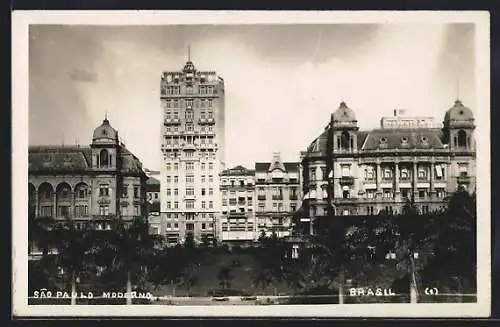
[28,118,149,259]
[298,100,476,234]
[158,59,225,246]
[254,153,301,239]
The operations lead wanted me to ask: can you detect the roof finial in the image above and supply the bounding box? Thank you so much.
[105,109,108,120]
[188,45,191,62]
[455,77,460,101]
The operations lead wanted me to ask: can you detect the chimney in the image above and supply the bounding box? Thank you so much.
[394,109,397,117]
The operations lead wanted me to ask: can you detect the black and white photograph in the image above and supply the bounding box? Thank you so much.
[12,11,491,317]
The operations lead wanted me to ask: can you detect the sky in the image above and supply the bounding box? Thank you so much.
[29,23,476,170]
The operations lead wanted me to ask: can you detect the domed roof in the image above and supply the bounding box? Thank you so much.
[332,101,357,123]
[444,100,474,122]
[92,118,118,144]
[183,61,196,72]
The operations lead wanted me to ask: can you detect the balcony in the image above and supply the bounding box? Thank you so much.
[257,195,266,200]
[457,175,471,184]
[339,176,355,185]
[164,118,181,126]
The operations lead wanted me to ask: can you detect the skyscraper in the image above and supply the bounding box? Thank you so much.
[159,55,225,245]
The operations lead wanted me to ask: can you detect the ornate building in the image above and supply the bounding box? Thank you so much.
[146,172,161,235]
[159,58,225,245]
[219,165,256,245]
[255,153,301,238]
[28,118,148,256]
[299,100,476,234]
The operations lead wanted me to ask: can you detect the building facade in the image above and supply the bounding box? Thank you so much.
[299,100,476,233]
[255,153,301,238]
[219,165,256,245]
[28,118,149,255]
[146,172,161,235]
[159,59,225,245]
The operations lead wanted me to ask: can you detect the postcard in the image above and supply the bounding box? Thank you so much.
[12,10,491,317]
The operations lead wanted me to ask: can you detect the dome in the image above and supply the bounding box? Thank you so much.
[92,118,118,144]
[332,101,357,123]
[444,100,474,122]
[183,60,196,72]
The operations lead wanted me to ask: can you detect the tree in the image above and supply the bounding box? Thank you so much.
[51,221,93,305]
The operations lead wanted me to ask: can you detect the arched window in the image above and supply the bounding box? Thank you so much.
[99,149,109,167]
[340,131,350,150]
[457,130,467,147]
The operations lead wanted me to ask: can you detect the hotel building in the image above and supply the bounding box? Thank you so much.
[28,118,148,257]
[298,100,476,234]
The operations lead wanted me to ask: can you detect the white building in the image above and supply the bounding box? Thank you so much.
[159,58,225,245]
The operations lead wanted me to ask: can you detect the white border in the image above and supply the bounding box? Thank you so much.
[12,10,491,317]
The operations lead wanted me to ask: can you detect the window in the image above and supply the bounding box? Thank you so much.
[174,176,179,183]
[40,206,53,217]
[400,168,409,179]
[57,206,70,217]
[401,188,409,198]
[154,193,159,199]
[186,151,194,158]
[384,169,392,179]
[99,205,109,216]
[209,201,213,209]
[209,163,213,170]
[366,190,374,199]
[419,189,427,198]
[341,165,351,177]
[201,163,206,170]
[418,168,426,179]
[166,163,171,170]
[174,163,179,170]
[99,149,110,167]
[201,175,206,183]
[166,176,171,183]
[343,190,350,199]
[186,200,195,209]
[201,188,206,196]
[458,163,468,177]
[74,205,88,216]
[422,205,429,214]
[436,188,445,198]
[290,203,296,212]
[134,205,139,215]
[133,186,140,198]
[77,187,88,198]
[186,188,194,196]
[201,223,206,230]
[166,201,171,209]
[201,201,206,209]
[174,188,178,196]
[174,201,179,209]
[174,223,179,229]
[166,188,171,196]
[365,167,374,180]
[209,188,213,195]
[186,175,194,183]
[186,124,193,132]
[383,189,392,198]
[310,168,316,181]
[99,184,109,197]
[121,185,128,198]
[435,164,444,179]
[222,199,227,206]
[209,175,213,182]
[229,198,237,206]
[186,162,194,170]
[186,99,193,107]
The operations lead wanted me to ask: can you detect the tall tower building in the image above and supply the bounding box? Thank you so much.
[159,55,225,245]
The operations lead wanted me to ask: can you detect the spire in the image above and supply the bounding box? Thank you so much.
[455,77,461,101]
[188,44,191,61]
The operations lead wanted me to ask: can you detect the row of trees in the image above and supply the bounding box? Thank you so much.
[250,189,477,303]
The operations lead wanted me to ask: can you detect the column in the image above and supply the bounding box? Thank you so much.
[376,162,382,197]
[413,161,418,198]
[394,161,400,198]
[34,191,39,217]
[53,193,57,218]
[429,162,435,197]
[71,191,75,218]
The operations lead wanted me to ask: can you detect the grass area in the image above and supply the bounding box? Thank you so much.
[152,252,292,297]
